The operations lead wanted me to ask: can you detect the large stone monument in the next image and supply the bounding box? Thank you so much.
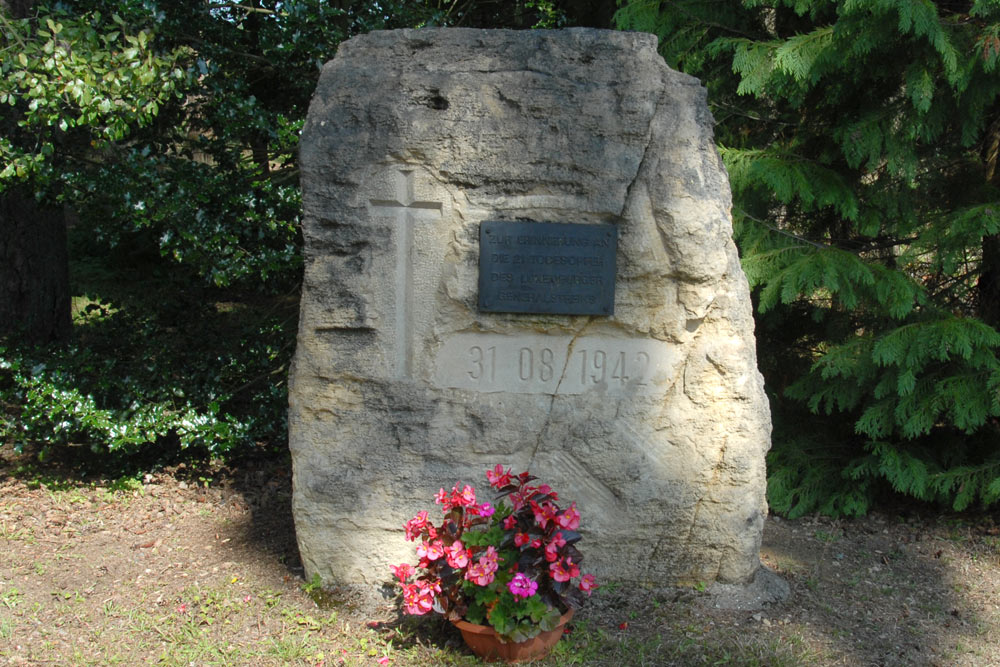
[290,28,772,595]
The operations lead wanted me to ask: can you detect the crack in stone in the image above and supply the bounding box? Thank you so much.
[527,318,594,467]
[620,79,669,221]
[680,440,729,579]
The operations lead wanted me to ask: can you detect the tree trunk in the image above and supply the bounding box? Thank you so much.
[0,187,71,343]
[980,232,1000,329]
[1,0,71,344]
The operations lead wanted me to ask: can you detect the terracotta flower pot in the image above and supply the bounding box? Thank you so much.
[452,608,574,663]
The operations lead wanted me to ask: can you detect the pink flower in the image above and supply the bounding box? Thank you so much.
[509,490,528,511]
[390,563,415,582]
[404,511,429,541]
[531,501,557,529]
[378,657,390,665]
[465,561,495,586]
[446,541,469,568]
[455,484,476,507]
[426,540,445,561]
[503,515,517,530]
[514,532,531,547]
[555,503,581,531]
[537,484,559,501]
[549,557,580,582]
[402,579,440,615]
[508,573,538,599]
[486,464,512,489]
[480,546,499,573]
[416,539,445,561]
[434,488,451,510]
[579,573,598,595]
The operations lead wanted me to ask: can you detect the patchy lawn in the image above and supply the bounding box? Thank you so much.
[1,451,998,666]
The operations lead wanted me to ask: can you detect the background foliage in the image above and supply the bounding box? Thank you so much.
[616,0,1000,515]
[0,0,595,470]
[7,0,999,516]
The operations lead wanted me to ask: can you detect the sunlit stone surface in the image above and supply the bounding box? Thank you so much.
[290,28,772,596]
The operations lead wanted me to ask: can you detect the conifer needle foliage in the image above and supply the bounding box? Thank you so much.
[617,0,1000,515]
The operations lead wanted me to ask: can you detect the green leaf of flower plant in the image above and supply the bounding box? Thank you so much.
[538,607,562,632]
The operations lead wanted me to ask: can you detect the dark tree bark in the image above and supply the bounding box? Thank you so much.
[1,0,33,18]
[0,187,71,343]
[980,233,1000,329]
[1,0,72,344]
[982,114,1000,329]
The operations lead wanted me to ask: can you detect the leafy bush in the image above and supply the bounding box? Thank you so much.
[0,233,296,465]
[617,0,1000,514]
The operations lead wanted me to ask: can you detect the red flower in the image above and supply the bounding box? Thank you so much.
[579,573,598,595]
[390,563,415,582]
[531,501,557,529]
[434,488,451,510]
[486,464,512,489]
[452,484,477,507]
[549,557,580,582]
[536,483,559,501]
[544,532,567,562]
[403,511,430,541]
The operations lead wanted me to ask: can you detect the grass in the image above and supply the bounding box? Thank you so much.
[3,581,819,666]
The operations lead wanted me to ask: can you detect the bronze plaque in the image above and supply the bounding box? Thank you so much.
[478,221,617,315]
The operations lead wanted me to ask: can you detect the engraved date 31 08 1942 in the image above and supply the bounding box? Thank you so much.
[466,344,650,387]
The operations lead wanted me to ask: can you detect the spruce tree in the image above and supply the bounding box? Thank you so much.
[617,0,1000,515]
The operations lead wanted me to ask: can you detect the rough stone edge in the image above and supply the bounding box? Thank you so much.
[698,564,790,611]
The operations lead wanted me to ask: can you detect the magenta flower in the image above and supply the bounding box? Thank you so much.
[478,502,495,517]
[508,573,538,599]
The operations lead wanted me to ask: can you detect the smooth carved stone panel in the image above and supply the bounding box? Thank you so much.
[433,334,679,396]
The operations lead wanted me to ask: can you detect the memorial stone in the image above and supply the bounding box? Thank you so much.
[290,28,772,597]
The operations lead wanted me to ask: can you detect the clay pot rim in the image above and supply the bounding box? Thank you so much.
[452,607,574,637]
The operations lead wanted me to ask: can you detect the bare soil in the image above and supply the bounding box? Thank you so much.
[2,450,999,666]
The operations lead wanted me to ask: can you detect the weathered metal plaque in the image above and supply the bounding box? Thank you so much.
[478,221,617,315]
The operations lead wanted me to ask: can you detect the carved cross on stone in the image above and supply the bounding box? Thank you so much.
[369,169,443,378]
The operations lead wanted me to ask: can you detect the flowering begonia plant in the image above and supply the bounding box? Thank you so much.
[391,466,597,643]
